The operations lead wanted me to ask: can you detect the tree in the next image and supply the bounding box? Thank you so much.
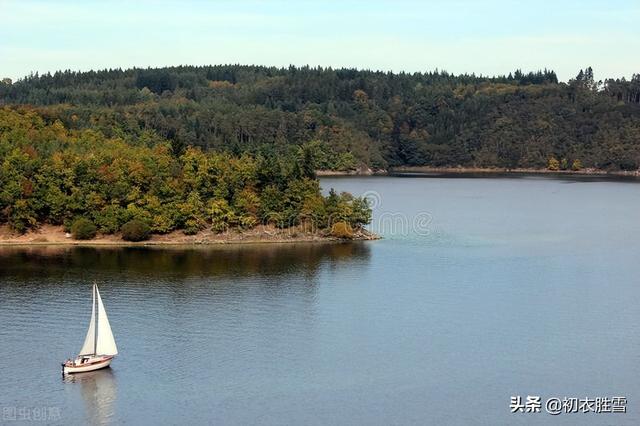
[0,107,371,236]
[233,188,260,229]
[330,221,353,239]
[178,191,206,235]
[208,199,233,232]
[349,197,372,228]
[6,64,640,234]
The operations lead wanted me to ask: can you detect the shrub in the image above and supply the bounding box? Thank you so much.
[121,220,151,242]
[330,221,354,239]
[237,215,257,230]
[182,219,201,235]
[8,199,37,234]
[560,158,568,170]
[71,218,97,240]
[572,159,583,171]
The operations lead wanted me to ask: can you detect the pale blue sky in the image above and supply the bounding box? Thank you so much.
[1,0,638,82]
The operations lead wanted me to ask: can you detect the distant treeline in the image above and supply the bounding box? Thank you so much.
[2,64,640,171]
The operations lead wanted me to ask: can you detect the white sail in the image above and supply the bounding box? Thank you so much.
[78,284,97,355]
[95,286,118,356]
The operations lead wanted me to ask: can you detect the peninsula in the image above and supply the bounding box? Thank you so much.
[0,107,373,243]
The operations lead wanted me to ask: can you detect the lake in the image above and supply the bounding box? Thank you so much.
[1,175,639,425]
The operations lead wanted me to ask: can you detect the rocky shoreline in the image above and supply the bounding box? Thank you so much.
[0,224,381,247]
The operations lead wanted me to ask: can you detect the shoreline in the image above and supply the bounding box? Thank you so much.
[0,224,380,248]
[318,166,640,178]
[316,168,384,177]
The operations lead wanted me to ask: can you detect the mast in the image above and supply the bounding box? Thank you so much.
[93,283,98,356]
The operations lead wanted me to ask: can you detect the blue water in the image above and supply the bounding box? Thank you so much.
[0,176,638,425]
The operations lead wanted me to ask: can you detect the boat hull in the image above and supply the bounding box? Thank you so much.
[62,356,114,374]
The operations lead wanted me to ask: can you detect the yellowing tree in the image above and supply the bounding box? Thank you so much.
[572,159,583,171]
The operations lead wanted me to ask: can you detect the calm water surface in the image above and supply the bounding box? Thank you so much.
[1,176,639,425]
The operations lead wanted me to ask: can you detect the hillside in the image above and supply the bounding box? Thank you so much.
[2,65,640,171]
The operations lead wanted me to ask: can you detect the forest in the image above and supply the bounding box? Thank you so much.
[1,64,640,236]
[0,108,370,236]
[1,65,640,171]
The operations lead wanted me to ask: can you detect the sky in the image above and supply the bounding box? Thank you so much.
[1,0,638,82]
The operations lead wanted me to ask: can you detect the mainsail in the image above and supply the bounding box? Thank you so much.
[78,284,118,356]
[95,286,118,355]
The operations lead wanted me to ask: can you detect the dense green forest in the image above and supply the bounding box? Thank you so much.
[0,108,370,235]
[2,65,640,171]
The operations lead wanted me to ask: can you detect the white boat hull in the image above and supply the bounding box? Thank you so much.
[62,356,114,374]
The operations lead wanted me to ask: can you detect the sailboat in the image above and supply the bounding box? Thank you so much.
[62,283,118,374]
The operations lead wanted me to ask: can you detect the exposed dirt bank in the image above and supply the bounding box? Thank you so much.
[0,224,380,247]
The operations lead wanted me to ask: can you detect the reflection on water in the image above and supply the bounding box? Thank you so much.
[63,369,117,426]
[0,242,373,425]
[0,242,371,280]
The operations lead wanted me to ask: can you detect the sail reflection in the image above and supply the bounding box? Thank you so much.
[63,369,117,425]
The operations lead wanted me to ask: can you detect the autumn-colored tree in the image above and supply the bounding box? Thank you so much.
[0,108,372,237]
[571,159,583,171]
